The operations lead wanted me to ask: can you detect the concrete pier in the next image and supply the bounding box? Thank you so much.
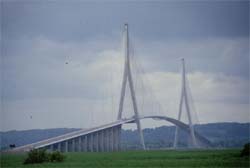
[50,125,122,152]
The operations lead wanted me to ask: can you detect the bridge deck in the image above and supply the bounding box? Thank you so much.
[6,115,212,153]
[7,118,135,153]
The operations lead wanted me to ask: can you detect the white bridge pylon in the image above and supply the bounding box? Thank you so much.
[174,58,197,148]
[117,24,146,150]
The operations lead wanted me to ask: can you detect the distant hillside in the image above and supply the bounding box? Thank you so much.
[1,123,249,150]
[122,122,250,149]
[0,128,80,150]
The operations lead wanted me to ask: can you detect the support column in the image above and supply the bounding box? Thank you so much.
[87,135,90,152]
[58,143,61,152]
[113,126,118,151]
[78,137,81,152]
[49,145,53,152]
[110,128,114,152]
[65,141,68,152]
[93,133,97,152]
[97,131,100,152]
[118,125,121,151]
[96,132,99,152]
[74,138,78,152]
[84,136,87,152]
[80,136,84,152]
[87,135,89,152]
[72,139,75,152]
[105,129,109,152]
[103,130,106,151]
[116,125,121,151]
[90,133,93,152]
[100,130,104,152]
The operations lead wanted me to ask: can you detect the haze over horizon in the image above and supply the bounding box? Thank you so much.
[1,1,249,131]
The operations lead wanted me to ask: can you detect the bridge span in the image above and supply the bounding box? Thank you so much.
[7,115,211,153]
[6,24,213,153]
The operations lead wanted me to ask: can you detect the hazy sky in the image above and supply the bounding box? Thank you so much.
[1,1,249,131]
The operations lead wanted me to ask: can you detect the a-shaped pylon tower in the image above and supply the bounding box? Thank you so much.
[174,58,197,148]
[117,24,146,150]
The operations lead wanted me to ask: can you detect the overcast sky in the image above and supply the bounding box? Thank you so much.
[1,1,249,131]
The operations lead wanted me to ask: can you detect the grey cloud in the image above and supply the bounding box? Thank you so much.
[133,37,249,78]
[2,36,123,101]
[1,1,249,131]
[2,1,249,42]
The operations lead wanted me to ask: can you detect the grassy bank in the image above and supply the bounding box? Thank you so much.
[1,149,249,168]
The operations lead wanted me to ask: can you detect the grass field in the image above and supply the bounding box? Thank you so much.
[1,149,249,168]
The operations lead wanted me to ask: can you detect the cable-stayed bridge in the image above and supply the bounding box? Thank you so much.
[8,24,212,153]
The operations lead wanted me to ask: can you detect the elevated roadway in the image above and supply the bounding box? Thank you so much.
[6,116,212,153]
